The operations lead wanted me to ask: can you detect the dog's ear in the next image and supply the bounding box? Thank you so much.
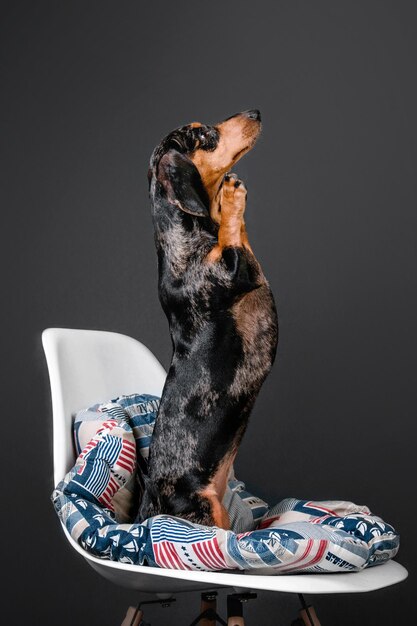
[158,151,210,218]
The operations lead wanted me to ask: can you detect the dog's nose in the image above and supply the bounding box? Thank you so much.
[243,109,261,121]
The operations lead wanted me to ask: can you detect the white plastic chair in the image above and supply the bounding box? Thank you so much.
[42,328,408,624]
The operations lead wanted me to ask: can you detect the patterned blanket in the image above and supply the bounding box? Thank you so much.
[52,394,400,573]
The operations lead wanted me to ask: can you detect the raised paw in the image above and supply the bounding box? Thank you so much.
[221,172,247,217]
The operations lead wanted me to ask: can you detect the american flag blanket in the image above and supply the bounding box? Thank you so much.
[51,394,400,573]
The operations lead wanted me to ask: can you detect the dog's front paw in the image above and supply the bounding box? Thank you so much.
[221,172,247,217]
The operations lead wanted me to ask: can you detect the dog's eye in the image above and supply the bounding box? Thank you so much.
[196,127,219,152]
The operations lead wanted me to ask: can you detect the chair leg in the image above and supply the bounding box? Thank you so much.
[227,594,244,626]
[122,596,176,626]
[200,592,218,626]
[296,594,322,626]
[188,592,227,626]
[121,606,143,626]
[299,606,321,626]
[226,593,257,626]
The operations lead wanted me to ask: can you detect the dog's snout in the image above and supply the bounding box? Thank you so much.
[243,109,261,122]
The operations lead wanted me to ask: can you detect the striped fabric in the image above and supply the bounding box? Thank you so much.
[51,396,401,573]
[71,419,136,511]
[73,393,160,465]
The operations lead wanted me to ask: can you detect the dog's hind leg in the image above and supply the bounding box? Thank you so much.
[198,488,231,529]
[198,450,237,530]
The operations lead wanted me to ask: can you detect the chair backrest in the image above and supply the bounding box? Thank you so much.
[42,328,167,487]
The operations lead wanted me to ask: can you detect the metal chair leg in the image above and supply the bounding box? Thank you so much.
[227,594,244,626]
[188,591,227,626]
[226,593,257,626]
[294,594,322,626]
[121,596,176,626]
[200,592,219,626]
[121,606,143,626]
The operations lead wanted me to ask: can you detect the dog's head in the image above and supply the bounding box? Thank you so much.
[149,110,261,223]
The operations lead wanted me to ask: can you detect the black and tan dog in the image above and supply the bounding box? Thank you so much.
[137,110,278,529]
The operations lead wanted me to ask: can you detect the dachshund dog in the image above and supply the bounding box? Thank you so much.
[137,110,278,529]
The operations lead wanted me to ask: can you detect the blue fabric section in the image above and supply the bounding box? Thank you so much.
[79,523,155,566]
[322,514,396,541]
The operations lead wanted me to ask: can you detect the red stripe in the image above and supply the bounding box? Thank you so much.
[101,478,117,502]
[202,540,222,569]
[258,515,280,529]
[210,538,226,567]
[100,491,113,508]
[116,458,134,472]
[306,501,337,516]
[123,440,136,453]
[154,544,162,567]
[100,488,112,503]
[279,539,328,573]
[166,542,190,570]
[120,448,136,462]
[166,543,183,569]
[155,544,169,568]
[160,542,177,569]
[121,439,136,451]
[158,544,173,568]
[194,541,217,569]
[108,476,119,495]
[192,542,213,568]
[97,420,117,435]
[194,538,225,569]
[105,476,119,492]
[205,541,223,568]
[153,543,160,565]
[119,450,136,465]
[310,539,328,565]
[80,440,99,457]
[295,539,328,571]
[278,539,313,572]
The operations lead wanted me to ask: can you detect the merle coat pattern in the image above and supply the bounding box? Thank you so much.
[137,110,278,528]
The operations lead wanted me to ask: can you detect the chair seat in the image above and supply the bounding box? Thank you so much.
[63,524,407,595]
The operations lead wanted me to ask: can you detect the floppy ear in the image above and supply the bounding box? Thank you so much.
[158,151,210,217]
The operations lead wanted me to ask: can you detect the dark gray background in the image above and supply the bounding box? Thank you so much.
[1,1,415,624]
